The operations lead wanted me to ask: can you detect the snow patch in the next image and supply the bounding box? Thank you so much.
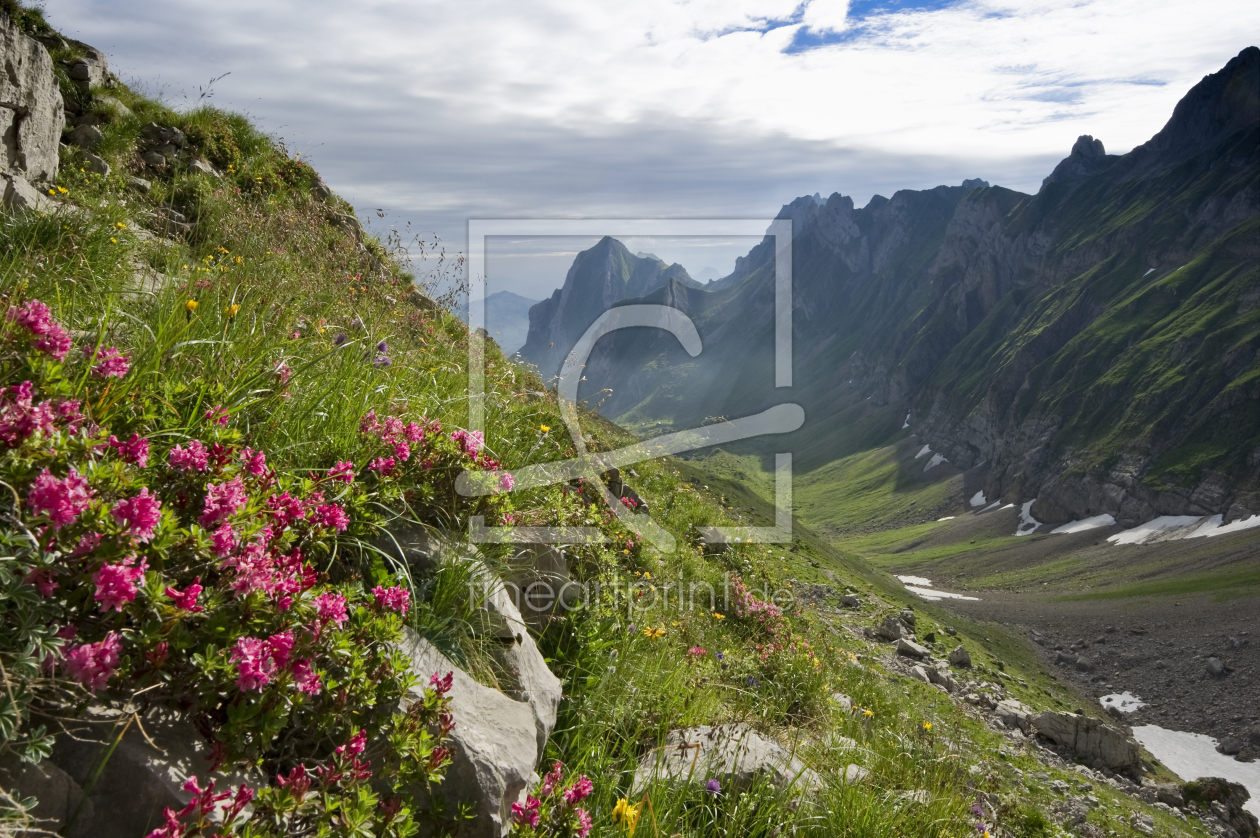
[1099,692,1147,713]
[1143,268,1156,277]
[905,585,980,602]
[1050,514,1116,535]
[897,575,980,602]
[1107,515,1205,545]
[999,503,1015,510]
[924,453,948,471]
[1132,726,1260,817]
[937,516,955,521]
[902,412,911,429]
[914,444,931,460]
[1016,500,1042,536]
[970,491,987,507]
[1207,513,1260,538]
[1107,513,1260,545]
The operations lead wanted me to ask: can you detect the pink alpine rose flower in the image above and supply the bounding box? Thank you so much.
[211,523,238,557]
[168,440,209,471]
[563,776,593,804]
[372,584,410,616]
[108,433,150,467]
[110,488,162,541]
[239,447,267,477]
[26,468,93,529]
[328,460,355,483]
[63,632,123,690]
[199,477,247,527]
[85,346,130,379]
[499,472,515,492]
[312,503,348,531]
[164,577,204,612]
[311,591,349,626]
[94,555,148,612]
[8,300,72,360]
[291,659,322,695]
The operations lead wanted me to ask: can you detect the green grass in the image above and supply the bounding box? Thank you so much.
[1061,565,1260,601]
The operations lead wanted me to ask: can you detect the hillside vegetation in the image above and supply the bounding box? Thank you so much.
[0,8,1249,838]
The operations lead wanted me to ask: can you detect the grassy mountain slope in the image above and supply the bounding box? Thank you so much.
[0,10,1237,838]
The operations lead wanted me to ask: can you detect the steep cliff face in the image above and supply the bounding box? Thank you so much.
[528,47,1260,529]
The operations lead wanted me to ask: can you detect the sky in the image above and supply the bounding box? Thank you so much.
[45,0,1259,300]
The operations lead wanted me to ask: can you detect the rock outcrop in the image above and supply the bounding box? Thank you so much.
[0,11,64,186]
[1033,711,1140,773]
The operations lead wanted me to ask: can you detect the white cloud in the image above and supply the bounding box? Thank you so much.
[44,0,1258,298]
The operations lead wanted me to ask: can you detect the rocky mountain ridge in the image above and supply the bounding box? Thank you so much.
[523,46,1260,530]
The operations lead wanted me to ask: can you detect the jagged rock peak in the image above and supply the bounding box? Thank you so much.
[961,178,990,190]
[1040,134,1111,191]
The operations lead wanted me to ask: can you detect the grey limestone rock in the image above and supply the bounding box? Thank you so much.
[1033,711,1140,772]
[396,628,538,838]
[896,637,929,659]
[632,724,821,795]
[0,12,65,183]
[948,644,971,667]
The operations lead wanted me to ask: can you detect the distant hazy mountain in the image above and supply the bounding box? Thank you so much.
[694,266,722,283]
[456,290,539,355]
[533,46,1260,528]
[519,237,700,376]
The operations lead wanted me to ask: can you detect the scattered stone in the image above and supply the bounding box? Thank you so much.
[632,724,821,795]
[896,638,929,659]
[1217,736,1244,756]
[948,645,971,667]
[843,764,870,783]
[190,158,219,177]
[81,150,110,176]
[909,664,930,683]
[1206,656,1227,677]
[840,594,860,607]
[67,123,102,150]
[995,699,1033,734]
[923,631,936,643]
[877,614,912,641]
[944,626,957,636]
[1130,812,1155,834]
[899,608,916,628]
[2,172,56,212]
[141,151,166,167]
[831,692,853,712]
[127,176,151,193]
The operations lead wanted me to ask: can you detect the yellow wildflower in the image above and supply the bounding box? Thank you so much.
[713,612,725,620]
[110,237,117,243]
[56,186,67,194]
[611,798,640,834]
[185,300,198,313]
[540,424,550,433]
[863,708,874,718]
[923,721,932,732]
[225,304,240,318]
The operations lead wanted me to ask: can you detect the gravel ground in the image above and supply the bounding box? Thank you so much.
[935,591,1259,756]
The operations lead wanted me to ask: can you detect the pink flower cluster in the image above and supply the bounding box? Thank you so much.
[239,447,267,476]
[145,776,254,838]
[63,631,123,690]
[231,631,317,692]
[94,555,148,612]
[111,487,162,541]
[311,591,349,627]
[199,477,247,527]
[164,577,204,612]
[1,381,55,448]
[225,544,315,607]
[108,433,150,466]
[516,761,592,837]
[372,584,410,616]
[730,574,784,627]
[26,468,93,529]
[168,439,209,471]
[84,345,131,379]
[328,460,356,483]
[7,299,72,360]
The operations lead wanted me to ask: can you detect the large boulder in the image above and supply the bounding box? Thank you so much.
[503,545,582,627]
[472,567,564,755]
[632,724,821,795]
[1033,711,1140,772]
[876,614,912,641]
[995,699,1033,734]
[396,628,539,838]
[48,705,259,838]
[0,11,65,184]
[0,751,92,832]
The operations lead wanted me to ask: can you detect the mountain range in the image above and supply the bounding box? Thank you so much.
[519,46,1260,529]
[456,289,539,355]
